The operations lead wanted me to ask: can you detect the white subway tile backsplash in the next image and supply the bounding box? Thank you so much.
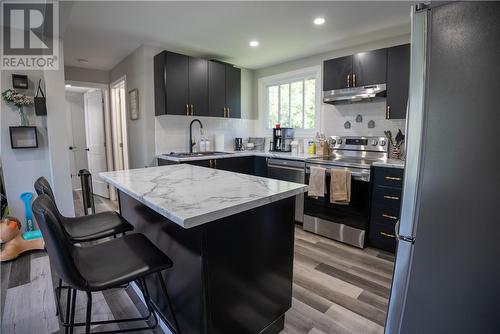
[155,115,257,154]
[155,101,405,155]
[320,100,406,137]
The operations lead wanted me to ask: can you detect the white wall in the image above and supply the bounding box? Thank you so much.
[155,116,257,153]
[1,72,52,221]
[110,44,156,168]
[1,39,74,221]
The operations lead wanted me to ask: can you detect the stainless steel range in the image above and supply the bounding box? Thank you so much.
[303,136,388,248]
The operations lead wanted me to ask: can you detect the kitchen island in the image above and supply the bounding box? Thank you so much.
[100,164,307,334]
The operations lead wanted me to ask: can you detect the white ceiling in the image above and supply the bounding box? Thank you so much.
[62,1,411,71]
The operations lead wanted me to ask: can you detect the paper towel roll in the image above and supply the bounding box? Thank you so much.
[215,134,224,152]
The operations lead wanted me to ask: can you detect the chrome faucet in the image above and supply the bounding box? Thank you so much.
[189,119,204,153]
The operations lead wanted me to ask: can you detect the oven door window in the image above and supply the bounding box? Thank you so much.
[304,173,370,230]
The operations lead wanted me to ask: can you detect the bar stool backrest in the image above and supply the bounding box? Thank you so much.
[34,176,56,201]
[34,176,65,221]
[32,194,87,290]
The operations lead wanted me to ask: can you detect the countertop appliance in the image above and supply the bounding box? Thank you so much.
[234,138,243,151]
[272,128,294,152]
[303,136,388,248]
[385,3,500,333]
[267,158,305,223]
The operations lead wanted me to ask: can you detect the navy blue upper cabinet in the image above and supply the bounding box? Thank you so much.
[154,51,189,116]
[323,56,352,91]
[352,48,387,87]
[386,44,410,119]
[225,64,241,119]
[208,61,241,118]
[155,51,240,118]
[322,44,409,119]
[323,48,387,91]
[188,57,209,117]
[208,61,226,117]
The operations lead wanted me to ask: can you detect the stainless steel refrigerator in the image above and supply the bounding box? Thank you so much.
[385,2,500,334]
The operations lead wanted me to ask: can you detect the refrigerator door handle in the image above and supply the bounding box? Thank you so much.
[395,220,416,244]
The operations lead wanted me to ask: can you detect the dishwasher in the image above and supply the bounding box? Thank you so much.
[267,158,305,223]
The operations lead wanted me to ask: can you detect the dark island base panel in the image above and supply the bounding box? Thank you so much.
[118,190,296,334]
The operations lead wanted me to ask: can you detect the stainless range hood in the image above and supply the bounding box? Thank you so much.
[323,83,386,104]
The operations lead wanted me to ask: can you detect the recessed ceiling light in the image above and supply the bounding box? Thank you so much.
[314,17,325,25]
[77,58,89,64]
[249,40,259,47]
[65,84,71,88]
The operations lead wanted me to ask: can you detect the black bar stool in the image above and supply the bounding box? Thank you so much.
[33,194,180,334]
[34,176,135,324]
[34,177,133,243]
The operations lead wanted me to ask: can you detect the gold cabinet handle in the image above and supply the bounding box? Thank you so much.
[214,159,217,168]
[223,107,227,118]
[382,213,398,220]
[190,104,194,116]
[385,176,401,181]
[209,160,213,168]
[347,74,350,88]
[386,105,391,119]
[227,108,230,118]
[353,73,356,87]
[380,232,395,238]
[186,104,190,116]
[384,195,400,200]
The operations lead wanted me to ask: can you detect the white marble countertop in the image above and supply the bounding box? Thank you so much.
[157,150,316,163]
[100,164,308,229]
[372,159,405,169]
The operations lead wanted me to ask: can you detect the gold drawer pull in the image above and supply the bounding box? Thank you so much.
[385,176,402,181]
[380,232,395,238]
[384,195,400,200]
[382,213,398,220]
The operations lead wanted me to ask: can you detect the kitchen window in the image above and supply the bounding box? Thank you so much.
[260,66,321,132]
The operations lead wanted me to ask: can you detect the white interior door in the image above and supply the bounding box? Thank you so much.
[66,91,89,191]
[84,89,109,198]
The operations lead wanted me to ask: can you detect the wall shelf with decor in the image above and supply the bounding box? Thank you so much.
[9,126,38,149]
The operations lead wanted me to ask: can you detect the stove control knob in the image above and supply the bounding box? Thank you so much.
[337,138,343,144]
[330,138,336,145]
[380,140,386,146]
[371,139,378,146]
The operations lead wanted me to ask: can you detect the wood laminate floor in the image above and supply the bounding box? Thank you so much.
[0,192,395,334]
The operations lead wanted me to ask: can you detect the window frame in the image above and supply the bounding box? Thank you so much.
[258,66,321,136]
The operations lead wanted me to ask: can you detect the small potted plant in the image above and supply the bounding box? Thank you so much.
[2,88,33,126]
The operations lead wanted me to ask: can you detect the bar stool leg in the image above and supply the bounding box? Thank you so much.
[157,272,181,334]
[56,278,62,316]
[139,278,158,327]
[69,288,77,334]
[85,291,92,334]
[64,286,72,334]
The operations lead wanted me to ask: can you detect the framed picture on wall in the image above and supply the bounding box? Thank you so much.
[128,88,139,120]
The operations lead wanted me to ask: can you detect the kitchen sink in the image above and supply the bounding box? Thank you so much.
[166,151,233,158]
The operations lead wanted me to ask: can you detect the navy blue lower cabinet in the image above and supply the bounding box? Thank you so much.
[368,166,404,253]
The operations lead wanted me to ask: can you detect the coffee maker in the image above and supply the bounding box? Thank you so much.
[272,127,294,152]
